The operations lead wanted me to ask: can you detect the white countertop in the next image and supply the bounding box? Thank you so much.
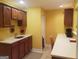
[73,31,77,36]
[0,34,32,44]
[51,34,76,59]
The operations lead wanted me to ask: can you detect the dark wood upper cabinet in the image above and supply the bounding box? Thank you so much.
[0,4,3,27]
[12,8,26,27]
[17,10,26,27]
[21,11,26,26]
[0,4,12,27]
[3,5,12,27]
[12,8,18,20]
[0,3,26,28]
[17,10,23,20]
[64,9,73,27]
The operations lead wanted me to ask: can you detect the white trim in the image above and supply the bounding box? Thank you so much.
[32,48,43,53]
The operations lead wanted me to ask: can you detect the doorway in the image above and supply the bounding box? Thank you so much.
[42,16,46,49]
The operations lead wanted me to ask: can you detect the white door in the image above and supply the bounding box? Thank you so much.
[42,16,46,48]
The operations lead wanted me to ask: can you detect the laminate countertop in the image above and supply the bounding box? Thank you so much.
[0,34,32,44]
[51,34,77,59]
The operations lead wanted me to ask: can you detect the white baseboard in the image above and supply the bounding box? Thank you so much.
[32,48,43,53]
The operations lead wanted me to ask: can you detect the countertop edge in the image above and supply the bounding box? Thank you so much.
[0,34,32,44]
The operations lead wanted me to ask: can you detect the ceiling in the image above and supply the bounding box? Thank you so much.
[2,0,74,10]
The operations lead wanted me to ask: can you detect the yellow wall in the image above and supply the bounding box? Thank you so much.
[0,20,21,40]
[26,8,42,49]
[45,9,64,44]
[73,9,78,32]
[73,0,78,32]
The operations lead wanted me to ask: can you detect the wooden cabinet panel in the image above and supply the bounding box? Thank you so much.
[12,44,19,59]
[0,36,32,59]
[25,39,29,54]
[0,4,3,27]
[17,10,23,20]
[0,3,12,27]
[12,8,18,20]
[64,9,73,27]
[28,36,32,52]
[24,36,32,54]
[20,12,26,34]
[21,12,26,26]
[0,44,11,56]
[12,8,26,27]
[19,40,25,59]
[3,5,12,27]
[0,3,27,28]
[16,10,26,27]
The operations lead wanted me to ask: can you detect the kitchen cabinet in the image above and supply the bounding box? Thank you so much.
[64,9,73,27]
[24,36,32,54]
[19,12,26,34]
[0,3,12,27]
[21,11,26,26]
[17,10,23,26]
[0,3,26,28]
[0,36,32,59]
[28,37,32,52]
[12,8,26,27]
[17,10,23,20]
[25,38,29,54]
[11,42,19,59]
[17,10,26,27]
[12,8,26,21]
[0,43,12,59]
[3,5,12,27]
[0,4,3,27]
[19,39,25,59]
[12,8,18,20]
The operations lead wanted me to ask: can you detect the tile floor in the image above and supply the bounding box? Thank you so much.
[23,52,42,59]
[24,45,52,59]
[41,46,51,59]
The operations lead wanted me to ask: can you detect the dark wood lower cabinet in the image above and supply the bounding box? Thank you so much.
[19,41,25,59]
[11,43,19,59]
[25,39,29,54]
[28,37,32,52]
[0,36,32,59]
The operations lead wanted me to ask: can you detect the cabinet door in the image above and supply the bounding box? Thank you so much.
[20,12,26,34]
[17,10,23,27]
[11,43,19,59]
[28,36,32,52]
[64,9,73,27]
[3,5,11,27]
[0,4,3,27]
[25,38,29,54]
[17,10,23,20]
[21,11,26,26]
[12,8,18,20]
[19,42,25,59]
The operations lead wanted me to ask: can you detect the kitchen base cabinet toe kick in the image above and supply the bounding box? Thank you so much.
[0,36,32,59]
